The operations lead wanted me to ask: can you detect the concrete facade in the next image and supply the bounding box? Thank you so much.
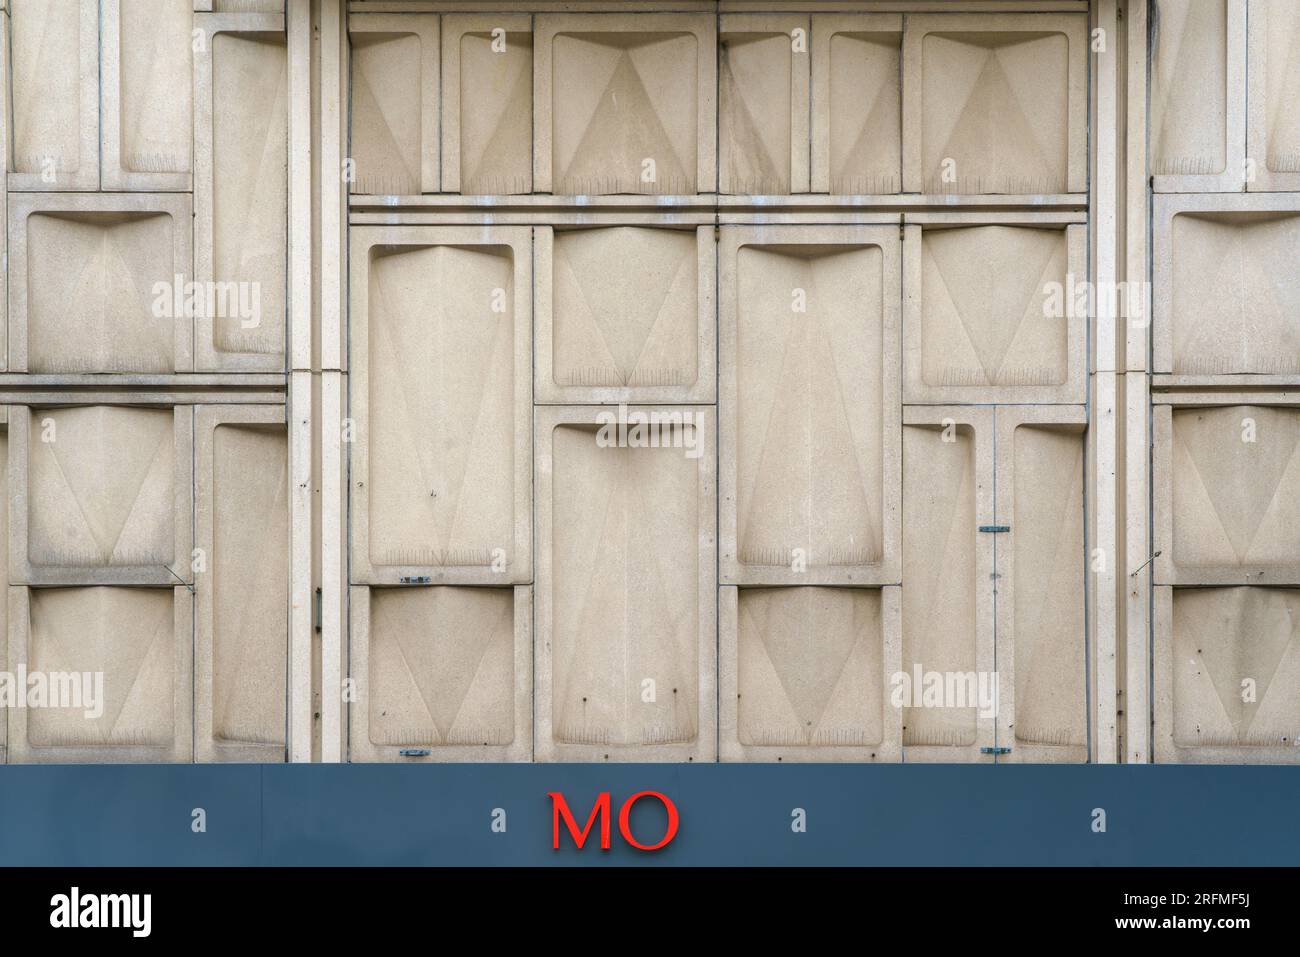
[0,1,1295,766]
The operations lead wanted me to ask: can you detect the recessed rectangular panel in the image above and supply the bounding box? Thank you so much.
[1248,0,1300,190]
[903,14,1087,194]
[349,14,439,195]
[442,16,532,194]
[719,15,809,195]
[534,406,716,762]
[10,406,193,586]
[350,585,530,762]
[1154,195,1300,377]
[6,585,193,763]
[349,226,532,586]
[196,407,288,762]
[1155,586,1300,763]
[1154,405,1300,585]
[901,423,978,753]
[811,15,902,194]
[9,191,195,376]
[536,226,714,404]
[8,0,99,190]
[719,585,901,762]
[195,19,288,371]
[535,14,716,194]
[1000,417,1088,761]
[1150,0,1246,191]
[904,224,1086,404]
[102,0,193,189]
[720,225,900,587]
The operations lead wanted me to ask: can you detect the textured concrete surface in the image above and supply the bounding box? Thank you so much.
[1,2,1294,766]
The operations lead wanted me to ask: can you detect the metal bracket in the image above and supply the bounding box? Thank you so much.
[399,749,431,757]
[980,746,1012,755]
[398,576,431,585]
[978,525,1010,534]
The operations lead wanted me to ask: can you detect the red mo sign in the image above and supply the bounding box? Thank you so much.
[548,791,680,851]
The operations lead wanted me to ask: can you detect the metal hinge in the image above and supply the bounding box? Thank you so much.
[978,525,1010,534]
[980,746,1012,755]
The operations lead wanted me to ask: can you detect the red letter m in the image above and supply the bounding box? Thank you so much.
[549,792,612,850]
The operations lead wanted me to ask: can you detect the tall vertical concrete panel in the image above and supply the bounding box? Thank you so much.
[442,15,532,195]
[194,13,288,371]
[349,14,439,195]
[1247,0,1300,191]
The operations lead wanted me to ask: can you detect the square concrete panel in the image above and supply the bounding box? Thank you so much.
[350,226,532,586]
[349,585,531,762]
[8,192,193,374]
[349,14,438,195]
[535,405,716,763]
[194,14,288,372]
[9,406,194,586]
[1154,403,1300,586]
[719,585,901,763]
[720,225,900,587]
[811,14,902,195]
[719,15,809,195]
[1154,586,1300,763]
[442,15,532,195]
[902,13,1087,195]
[534,14,716,195]
[535,225,715,405]
[994,407,1089,763]
[6,585,193,763]
[7,0,99,191]
[1248,0,1300,191]
[195,406,288,763]
[900,407,995,762]
[102,0,194,190]
[904,223,1086,404]
[1153,193,1300,377]
[1150,0,1247,192]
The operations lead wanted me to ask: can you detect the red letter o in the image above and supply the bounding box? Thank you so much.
[617,791,679,851]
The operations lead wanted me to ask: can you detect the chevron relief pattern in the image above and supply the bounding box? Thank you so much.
[368,244,516,570]
[921,31,1069,193]
[458,30,532,195]
[1012,426,1086,748]
[552,32,697,194]
[736,245,883,571]
[922,226,1068,389]
[553,227,697,389]
[10,0,83,175]
[28,407,175,569]
[212,33,287,357]
[828,32,901,194]
[1173,587,1300,748]
[902,424,977,747]
[1151,0,1228,176]
[737,587,883,747]
[27,587,175,748]
[1170,213,1300,375]
[1171,407,1300,571]
[351,33,422,195]
[212,426,288,746]
[118,0,192,173]
[1262,0,1300,172]
[27,212,177,373]
[369,587,515,747]
[551,425,700,747]
[720,32,791,194]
